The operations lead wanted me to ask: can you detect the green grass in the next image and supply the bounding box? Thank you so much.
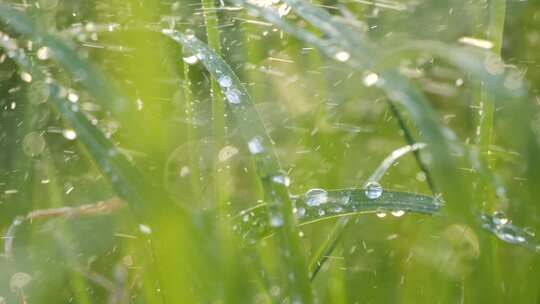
[1,0,540,303]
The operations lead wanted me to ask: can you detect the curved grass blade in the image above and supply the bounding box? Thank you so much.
[160,29,313,302]
[307,143,429,280]
[234,189,442,243]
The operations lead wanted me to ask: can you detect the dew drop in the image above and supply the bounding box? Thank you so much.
[364,181,383,199]
[139,224,152,235]
[391,210,405,217]
[67,92,79,102]
[305,188,328,206]
[183,55,198,65]
[225,88,241,104]
[272,174,290,187]
[247,137,264,154]
[62,129,77,140]
[494,225,526,244]
[362,72,379,87]
[218,75,232,88]
[334,51,350,62]
[492,211,509,226]
[270,215,284,227]
[37,46,50,60]
[20,72,32,83]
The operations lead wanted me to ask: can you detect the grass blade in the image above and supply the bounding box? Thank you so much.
[161,29,313,302]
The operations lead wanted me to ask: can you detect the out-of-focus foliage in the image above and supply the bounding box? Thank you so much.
[0,0,539,303]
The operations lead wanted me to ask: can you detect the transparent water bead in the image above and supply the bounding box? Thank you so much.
[492,211,509,226]
[272,174,290,187]
[480,212,537,249]
[139,224,152,235]
[218,75,232,88]
[362,72,379,87]
[364,181,383,199]
[334,51,350,62]
[247,137,264,154]
[270,215,284,227]
[305,188,328,207]
[225,88,241,104]
[495,225,526,244]
[376,212,387,218]
[391,210,405,217]
[183,55,198,65]
[62,129,77,140]
[36,46,50,60]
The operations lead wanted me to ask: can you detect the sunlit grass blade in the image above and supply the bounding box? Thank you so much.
[161,30,313,302]
[235,189,442,243]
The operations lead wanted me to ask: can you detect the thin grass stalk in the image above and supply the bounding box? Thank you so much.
[473,1,506,303]
[200,2,242,301]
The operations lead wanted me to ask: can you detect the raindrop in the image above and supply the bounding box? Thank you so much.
[272,173,290,187]
[270,215,284,227]
[362,72,379,87]
[218,75,232,88]
[139,224,152,235]
[494,225,526,244]
[305,188,328,206]
[364,181,383,199]
[68,92,79,102]
[247,137,264,154]
[62,129,77,140]
[376,212,387,218]
[391,210,405,217]
[20,72,32,83]
[492,211,509,226]
[225,88,241,104]
[183,55,198,65]
[334,51,350,62]
[36,46,50,60]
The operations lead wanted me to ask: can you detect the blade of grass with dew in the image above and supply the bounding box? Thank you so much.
[201,1,242,301]
[230,0,471,223]
[161,29,313,302]
[470,1,506,303]
[0,30,208,303]
[308,142,429,280]
[234,189,442,243]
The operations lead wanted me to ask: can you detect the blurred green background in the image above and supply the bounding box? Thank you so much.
[1,0,540,303]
